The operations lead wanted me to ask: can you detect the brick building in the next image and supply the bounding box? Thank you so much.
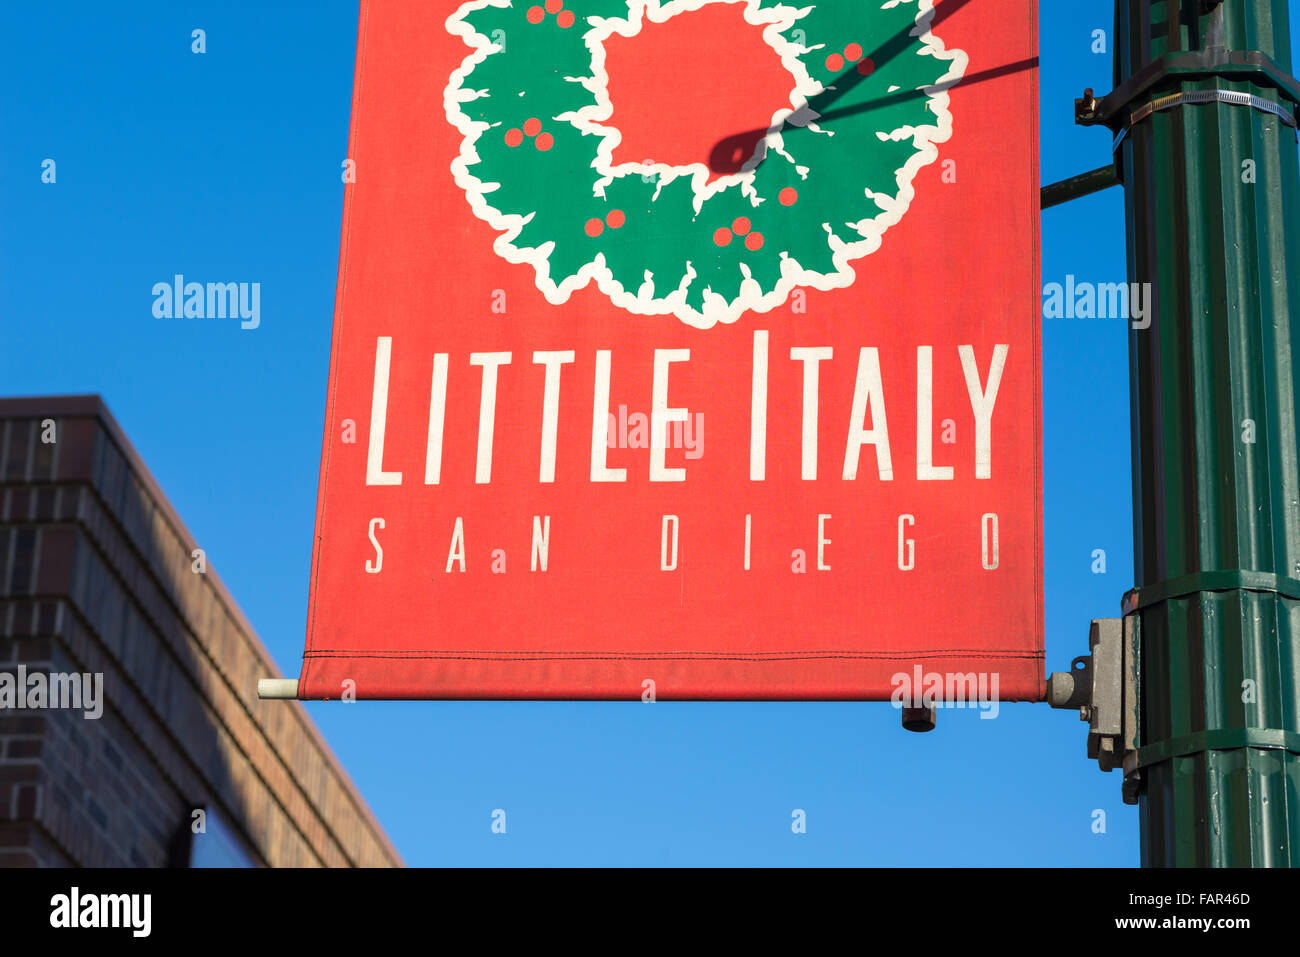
[0,395,400,867]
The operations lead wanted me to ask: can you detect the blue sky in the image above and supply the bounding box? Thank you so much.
[4,1,1296,866]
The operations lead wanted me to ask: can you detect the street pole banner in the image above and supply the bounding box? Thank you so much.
[299,0,1043,700]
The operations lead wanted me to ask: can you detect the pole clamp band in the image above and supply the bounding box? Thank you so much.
[1121,569,1300,615]
[1076,47,1300,128]
[1113,88,1299,151]
[1128,727,1300,773]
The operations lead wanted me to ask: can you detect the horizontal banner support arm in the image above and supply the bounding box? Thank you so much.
[257,678,300,699]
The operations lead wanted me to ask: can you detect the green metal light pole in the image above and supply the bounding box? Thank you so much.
[1091,0,1300,866]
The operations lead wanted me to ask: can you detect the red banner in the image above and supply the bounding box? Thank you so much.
[299,0,1043,700]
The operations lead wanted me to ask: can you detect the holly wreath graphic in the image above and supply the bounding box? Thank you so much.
[445,0,966,329]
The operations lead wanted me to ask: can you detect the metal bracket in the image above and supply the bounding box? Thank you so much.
[1074,9,1300,150]
[1075,49,1300,130]
[1047,618,1141,805]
